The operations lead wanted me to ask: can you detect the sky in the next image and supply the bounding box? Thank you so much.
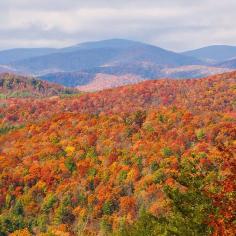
[0,0,236,51]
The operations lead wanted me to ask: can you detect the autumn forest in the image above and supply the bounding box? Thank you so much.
[0,71,235,236]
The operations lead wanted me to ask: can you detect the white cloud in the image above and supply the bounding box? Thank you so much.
[0,0,236,51]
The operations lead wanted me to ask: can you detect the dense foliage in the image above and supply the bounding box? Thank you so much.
[0,73,78,98]
[0,72,235,235]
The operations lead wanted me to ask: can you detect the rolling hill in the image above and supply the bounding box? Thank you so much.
[1,71,235,124]
[38,64,232,91]
[0,73,78,98]
[1,39,235,91]
[182,45,236,63]
[217,58,236,69]
[0,71,235,235]
[9,39,203,75]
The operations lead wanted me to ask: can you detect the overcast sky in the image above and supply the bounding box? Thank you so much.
[0,0,236,51]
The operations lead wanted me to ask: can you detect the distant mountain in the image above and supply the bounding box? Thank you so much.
[0,73,77,98]
[11,48,122,74]
[8,39,203,75]
[0,48,58,64]
[77,73,147,91]
[38,62,164,87]
[63,38,145,50]
[182,45,236,63]
[1,39,235,91]
[217,58,236,69]
[39,71,95,87]
[161,65,232,79]
[38,64,231,91]
[0,65,15,73]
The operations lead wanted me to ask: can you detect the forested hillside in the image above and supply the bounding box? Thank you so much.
[0,73,78,98]
[0,71,235,235]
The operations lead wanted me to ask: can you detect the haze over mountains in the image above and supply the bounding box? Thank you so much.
[0,39,235,91]
[182,45,236,63]
[217,57,236,69]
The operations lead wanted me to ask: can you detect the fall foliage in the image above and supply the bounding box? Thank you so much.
[0,73,78,98]
[0,71,235,235]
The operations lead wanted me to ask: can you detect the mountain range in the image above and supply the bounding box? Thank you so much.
[0,39,236,91]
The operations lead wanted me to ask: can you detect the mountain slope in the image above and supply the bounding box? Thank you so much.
[0,71,235,235]
[0,48,57,64]
[9,39,203,75]
[39,71,95,87]
[2,71,235,124]
[182,45,236,63]
[0,65,14,73]
[0,73,77,98]
[11,48,122,74]
[38,64,232,91]
[62,38,146,50]
[38,63,163,88]
[217,58,236,69]
[1,39,234,90]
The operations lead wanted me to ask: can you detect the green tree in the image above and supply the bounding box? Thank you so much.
[41,194,57,213]
[102,201,113,215]
[65,157,76,173]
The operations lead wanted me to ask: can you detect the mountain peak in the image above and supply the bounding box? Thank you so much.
[70,38,146,50]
